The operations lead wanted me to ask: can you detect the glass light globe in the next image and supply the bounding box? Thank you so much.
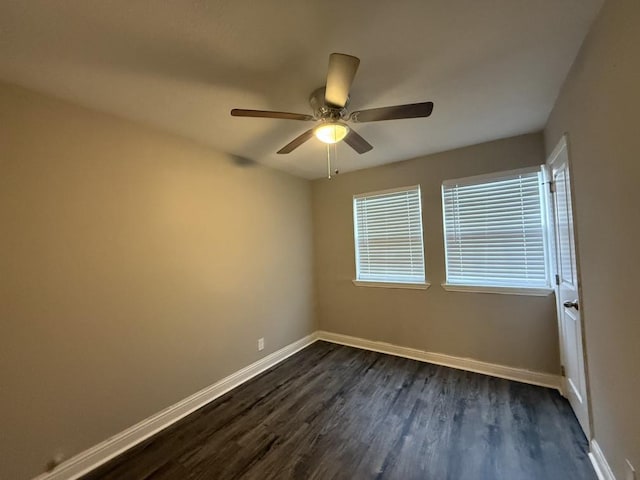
[314,122,350,144]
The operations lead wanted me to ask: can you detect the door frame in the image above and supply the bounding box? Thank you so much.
[547,134,592,439]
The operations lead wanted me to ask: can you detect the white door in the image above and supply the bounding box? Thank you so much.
[548,136,590,438]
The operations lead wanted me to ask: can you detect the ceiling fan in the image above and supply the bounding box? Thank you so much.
[230,53,434,155]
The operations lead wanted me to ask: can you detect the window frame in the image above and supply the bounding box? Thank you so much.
[352,184,429,289]
[440,166,554,296]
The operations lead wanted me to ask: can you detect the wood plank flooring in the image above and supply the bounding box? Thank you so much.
[83,341,596,480]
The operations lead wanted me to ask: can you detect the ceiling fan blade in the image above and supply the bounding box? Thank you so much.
[325,53,360,108]
[231,109,314,121]
[349,102,434,123]
[277,129,315,154]
[344,128,373,154]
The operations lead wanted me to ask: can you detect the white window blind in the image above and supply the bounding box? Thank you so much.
[442,167,550,289]
[353,185,426,284]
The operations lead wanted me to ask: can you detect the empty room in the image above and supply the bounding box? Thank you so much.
[1,1,638,479]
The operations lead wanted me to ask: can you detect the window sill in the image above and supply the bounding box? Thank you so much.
[441,284,554,296]
[353,280,431,290]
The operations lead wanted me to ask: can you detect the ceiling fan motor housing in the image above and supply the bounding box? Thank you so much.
[309,87,349,121]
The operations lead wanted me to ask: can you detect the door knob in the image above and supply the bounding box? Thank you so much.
[563,300,579,310]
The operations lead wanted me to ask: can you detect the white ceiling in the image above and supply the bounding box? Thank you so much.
[0,0,603,179]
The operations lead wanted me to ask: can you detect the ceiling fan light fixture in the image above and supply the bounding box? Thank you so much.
[314,122,350,144]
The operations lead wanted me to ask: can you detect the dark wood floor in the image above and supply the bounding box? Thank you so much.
[83,341,596,480]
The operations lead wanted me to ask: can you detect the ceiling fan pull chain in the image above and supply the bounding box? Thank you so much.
[327,143,331,179]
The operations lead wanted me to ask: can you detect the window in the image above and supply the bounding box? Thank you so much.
[441,167,551,294]
[353,185,426,287]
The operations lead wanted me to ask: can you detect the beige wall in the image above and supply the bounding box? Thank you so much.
[312,133,560,374]
[544,0,640,476]
[0,82,314,480]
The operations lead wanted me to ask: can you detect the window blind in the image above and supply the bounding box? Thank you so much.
[353,185,425,284]
[442,167,549,288]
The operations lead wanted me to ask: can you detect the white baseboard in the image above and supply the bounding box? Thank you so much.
[589,440,617,480]
[317,331,562,391]
[34,333,319,480]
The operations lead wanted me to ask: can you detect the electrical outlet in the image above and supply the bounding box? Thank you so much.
[626,459,636,480]
[258,338,264,351]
